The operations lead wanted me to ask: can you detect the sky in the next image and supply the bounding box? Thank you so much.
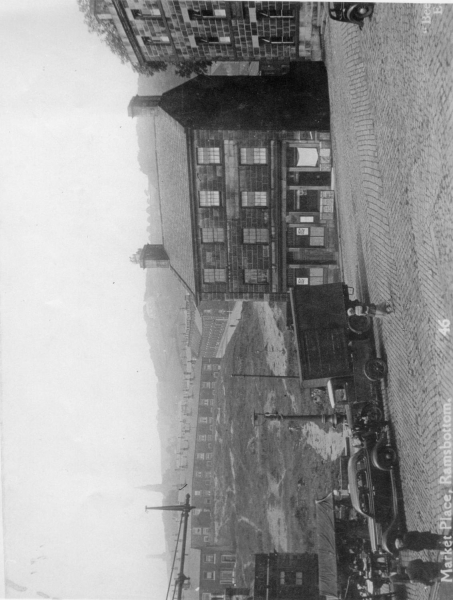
[0,1,169,598]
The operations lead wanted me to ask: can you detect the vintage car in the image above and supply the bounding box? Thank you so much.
[348,431,401,554]
[328,3,374,28]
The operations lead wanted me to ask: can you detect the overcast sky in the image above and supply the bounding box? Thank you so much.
[0,1,169,598]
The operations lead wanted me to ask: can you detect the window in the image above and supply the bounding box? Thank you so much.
[287,189,319,212]
[243,228,269,244]
[220,571,234,582]
[296,572,303,585]
[296,226,325,247]
[280,571,286,585]
[142,35,170,45]
[203,269,226,283]
[221,555,236,563]
[206,453,213,460]
[205,554,216,563]
[259,36,294,44]
[204,535,211,542]
[196,35,231,44]
[240,148,267,164]
[241,191,267,207]
[204,571,215,580]
[189,8,227,18]
[202,227,224,242]
[199,417,208,424]
[295,268,324,286]
[197,147,221,164]
[194,490,202,496]
[203,527,211,534]
[198,435,207,441]
[195,471,203,478]
[199,191,220,206]
[244,269,269,284]
[196,452,205,459]
[193,527,202,534]
[202,382,211,389]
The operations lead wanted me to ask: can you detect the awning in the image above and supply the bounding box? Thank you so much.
[316,493,339,599]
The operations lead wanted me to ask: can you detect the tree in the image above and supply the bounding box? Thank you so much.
[77,0,168,76]
[174,60,213,78]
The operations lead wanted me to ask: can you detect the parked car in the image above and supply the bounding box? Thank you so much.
[348,431,402,554]
[328,3,374,28]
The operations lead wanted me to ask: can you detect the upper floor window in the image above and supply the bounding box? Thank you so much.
[244,269,269,284]
[240,148,267,165]
[296,226,325,247]
[259,36,294,45]
[204,571,215,580]
[204,269,226,283]
[199,191,220,207]
[189,8,227,19]
[142,35,170,45]
[202,227,224,242]
[296,572,303,585]
[243,228,269,244]
[193,527,202,535]
[221,554,236,563]
[197,147,221,164]
[280,571,286,585]
[195,35,231,44]
[204,554,216,563]
[241,191,267,207]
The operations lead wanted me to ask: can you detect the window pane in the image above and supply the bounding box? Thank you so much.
[203,269,226,283]
[241,191,267,206]
[240,147,267,164]
[243,228,269,244]
[199,191,220,206]
[202,227,224,242]
[197,148,220,164]
[244,269,269,284]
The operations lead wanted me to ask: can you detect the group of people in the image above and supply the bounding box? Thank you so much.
[389,530,448,588]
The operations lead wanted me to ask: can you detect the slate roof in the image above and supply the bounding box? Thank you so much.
[154,107,196,297]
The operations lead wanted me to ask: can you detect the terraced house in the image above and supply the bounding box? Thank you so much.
[130,63,340,302]
[92,0,324,73]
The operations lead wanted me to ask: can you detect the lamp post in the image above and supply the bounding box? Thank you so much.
[146,493,195,600]
[253,410,347,428]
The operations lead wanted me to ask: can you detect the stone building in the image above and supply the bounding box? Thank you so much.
[92,0,324,73]
[130,64,340,303]
[254,553,318,600]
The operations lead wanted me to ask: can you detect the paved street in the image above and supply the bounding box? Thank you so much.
[323,4,453,599]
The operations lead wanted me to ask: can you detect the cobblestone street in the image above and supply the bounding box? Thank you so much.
[324,4,453,599]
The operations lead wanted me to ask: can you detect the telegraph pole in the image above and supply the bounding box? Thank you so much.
[146,493,195,600]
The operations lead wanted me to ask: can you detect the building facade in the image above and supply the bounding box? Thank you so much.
[93,1,324,72]
[130,65,340,303]
[254,553,319,600]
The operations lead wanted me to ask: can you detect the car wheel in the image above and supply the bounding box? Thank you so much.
[348,314,371,334]
[347,3,374,23]
[364,357,388,381]
[377,445,397,470]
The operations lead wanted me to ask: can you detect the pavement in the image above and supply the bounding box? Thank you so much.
[322,5,453,600]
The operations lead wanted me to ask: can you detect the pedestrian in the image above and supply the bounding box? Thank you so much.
[390,559,442,586]
[395,530,446,551]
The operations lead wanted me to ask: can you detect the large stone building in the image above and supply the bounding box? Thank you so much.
[92,1,324,73]
[130,64,340,303]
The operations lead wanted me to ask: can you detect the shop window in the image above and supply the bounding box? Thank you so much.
[189,8,227,18]
[244,269,269,284]
[142,35,170,45]
[257,8,294,18]
[241,191,267,206]
[243,228,269,244]
[197,147,221,164]
[287,190,319,212]
[259,36,294,45]
[196,35,231,44]
[202,227,224,242]
[199,191,220,206]
[240,148,267,164]
[203,269,226,283]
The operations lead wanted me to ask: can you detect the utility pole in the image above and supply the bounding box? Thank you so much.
[146,494,195,600]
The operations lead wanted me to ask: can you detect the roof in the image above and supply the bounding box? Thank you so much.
[159,63,331,130]
[154,107,197,297]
